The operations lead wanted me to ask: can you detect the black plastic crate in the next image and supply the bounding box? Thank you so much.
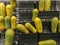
[18,34,38,45]
[19,11,59,22]
[18,1,34,10]
[39,11,59,20]
[19,9,32,23]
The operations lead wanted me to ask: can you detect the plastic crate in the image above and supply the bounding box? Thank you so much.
[18,34,38,45]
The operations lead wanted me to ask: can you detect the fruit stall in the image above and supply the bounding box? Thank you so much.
[0,0,60,45]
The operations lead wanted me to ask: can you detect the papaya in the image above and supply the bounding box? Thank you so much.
[25,22,37,34]
[5,16,11,29]
[51,17,58,33]
[32,8,39,21]
[11,16,17,30]
[5,29,14,45]
[34,18,43,33]
[17,24,30,34]
[0,16,5,30]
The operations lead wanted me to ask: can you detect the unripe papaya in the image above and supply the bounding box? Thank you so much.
[5,16,11,29]
[32,8,39,21]
[38,40,56,45]
[25,22,37,34]
[17,24,30,34]
[0,16,5,30]
[5,29,14,45]
[51,17,58,33]
[45,0,51,11]
[10,0,16,9]
[39,0,44,11]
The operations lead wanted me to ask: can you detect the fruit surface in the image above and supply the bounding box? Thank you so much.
[51,17,58,33]
[10,0,16,8]
[5,16,11,29]
[38,40,56,45]
[11,16,17,30]
[34,18,43,33]
[25,22,37,34]
[17,24,30,34]
[6,5,13,17]
[58,20,60,32]
[32,8,39,21]
[45,0,51,11]
[39,0,44,11]
[5,29,14,45]
[0,3,6,17]
[0,16,5,30]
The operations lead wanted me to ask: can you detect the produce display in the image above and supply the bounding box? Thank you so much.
[38,40,56,45]
[51,17,58,33]
[0,0,59,45]
[39,0,51,11]
[5,29,14,45]
[0,0,57,33]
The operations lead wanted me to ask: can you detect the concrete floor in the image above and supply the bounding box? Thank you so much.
[0,39,5,45]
